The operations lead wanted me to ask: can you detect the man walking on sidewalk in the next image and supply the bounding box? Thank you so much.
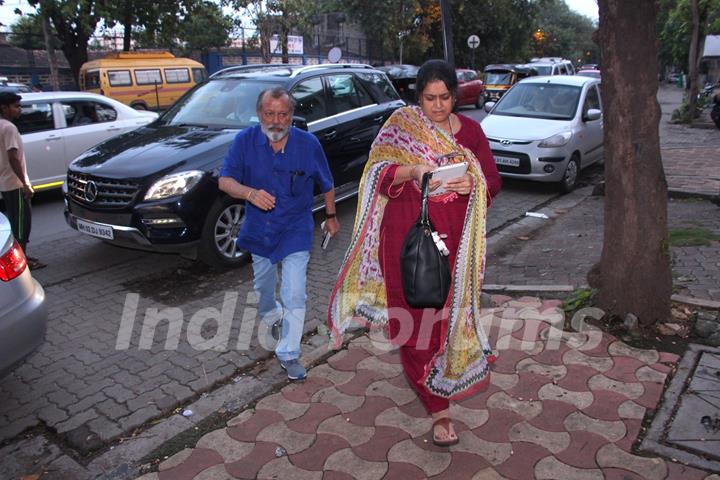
[219,87,340,380]
[0,92,44,269]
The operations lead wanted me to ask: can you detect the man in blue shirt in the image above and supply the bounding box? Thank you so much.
[219,87,340,380]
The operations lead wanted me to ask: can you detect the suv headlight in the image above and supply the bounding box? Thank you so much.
[144,170,204,200]
[538,132,572,148]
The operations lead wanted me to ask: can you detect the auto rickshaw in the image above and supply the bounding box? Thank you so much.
[482,64,538,103]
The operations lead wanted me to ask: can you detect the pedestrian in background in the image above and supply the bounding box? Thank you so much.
[328,59,501,446]
[0,92,44,270]
[219,87,340,381]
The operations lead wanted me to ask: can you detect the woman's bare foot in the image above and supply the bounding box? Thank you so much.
[431,410,458,446]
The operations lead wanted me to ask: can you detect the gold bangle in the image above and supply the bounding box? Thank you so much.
[247,189,255,201]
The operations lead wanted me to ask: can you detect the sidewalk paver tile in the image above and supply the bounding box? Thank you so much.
[375,406,432,438]
[158,448,192,471]
[493,442,550,479]
[526,399,577,433]
[226,410,283,442]
[563,411,626,442]
[335,370,385,396]
[255,392,311,421]
[588,374,645,399]
[534,455,603,480]
[195,429,253,463]
[596,443,668,480]
[192,464,233,480]
[431,451,492,479]
[355,355,404,379]
[553,430,609,469]
[581,391,635,421]
[310,386,365,413]
[285,403,342,434]
[289,433,350,471]
[603,356,649,382]
[365,379,416,406]
[224,442,279,479]
[257,456,322,480]
[634,365,668,383]
[308,364,355,387]
[454,431,512,466]
[555,364,600,391]
[515,357,567,381]
[382,462,426,479]
[508,421,571,453]
[324,448,388,480]
[562,349,614,373]
[352,425,409,462]
[537,383,594,409]
[387,438,451,476]
[471,467,509,480]
[472,409,526,443]
[281,376,334,403]
[617,400,646,420]
[317,415,375,446]
[489,371,520,390]
[486,391,542,420]
[608,341,660,365]
[450,404,489,430]
[345,397,397,427]
[327,348,372,372]
[256,421,316,454]
[156,448,223,480]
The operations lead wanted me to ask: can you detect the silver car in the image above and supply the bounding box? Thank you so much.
[481,75,603,192]
[17,92,158,192]
[0,214,47,377]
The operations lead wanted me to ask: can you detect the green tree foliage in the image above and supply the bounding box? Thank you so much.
[530,0,598,65]
[181,2,233,51]
[8,13,60,49]
[659,0,720,69]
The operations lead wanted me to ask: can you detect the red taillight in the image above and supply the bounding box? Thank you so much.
[0,239,28,282]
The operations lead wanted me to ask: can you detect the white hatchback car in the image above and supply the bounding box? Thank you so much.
[481,75,603,192]
[16,92,158,191]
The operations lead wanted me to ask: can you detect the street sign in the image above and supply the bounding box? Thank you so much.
[467,35,480,49]
[328,47,342,63]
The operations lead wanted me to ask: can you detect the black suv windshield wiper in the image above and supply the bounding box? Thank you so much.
[170,122,208,128]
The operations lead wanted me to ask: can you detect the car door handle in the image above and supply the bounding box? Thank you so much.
[106,126,121,131]
[45,136,62,142]
[322,130,337,140]
[350,136,362,142]
[373,115,384,123]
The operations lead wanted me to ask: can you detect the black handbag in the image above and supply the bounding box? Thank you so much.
[400,172,451,308]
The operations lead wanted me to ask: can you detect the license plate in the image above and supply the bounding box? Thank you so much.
[494,155,521,167]
[76,219,114,240]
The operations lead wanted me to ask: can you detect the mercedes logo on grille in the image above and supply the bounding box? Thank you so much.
[500,139,512,146]
[84,181,98,202]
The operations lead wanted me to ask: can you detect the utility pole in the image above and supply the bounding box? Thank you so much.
[439,0,454,68]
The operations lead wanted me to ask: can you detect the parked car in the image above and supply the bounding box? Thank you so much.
[16,92,158,191]
[0,79,32,93]
[376,64,419,104]
[483,64,538,103]
[576,69,601,79]
[481,75,603,192]
[0,213,47,377]
[529,57,575,76]
[64,63,404,267]
[455,68,485,108]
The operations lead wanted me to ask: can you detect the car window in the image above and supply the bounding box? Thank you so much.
[62,101,118,126]
[327,74,372,114]
[16,102,54,134]
[465,71,478,81]
[534,65,552,76]
[192,68,207,84]
[160,78,273,129]
[84,70,101,89]
[165,68,190,84]
[108,70,132,87]
[493,83,581,120]
[135,69,162,86]
[485,72,512,85]
[583,86,602,117]
[291,77,327,123]
[356,72,399,102]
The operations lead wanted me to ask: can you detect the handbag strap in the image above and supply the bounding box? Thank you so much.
[419,172,432,226]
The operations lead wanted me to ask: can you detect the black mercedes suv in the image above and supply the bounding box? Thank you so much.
[63,63,403,267]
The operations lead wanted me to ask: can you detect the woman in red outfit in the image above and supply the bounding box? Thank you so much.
[329,60,501,447]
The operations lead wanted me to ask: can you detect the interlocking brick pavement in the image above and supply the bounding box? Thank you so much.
[132,296,718,479]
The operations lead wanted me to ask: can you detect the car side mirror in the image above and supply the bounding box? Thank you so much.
[484,101,496,113]
[584,108,601,121]
[292,116,308,131]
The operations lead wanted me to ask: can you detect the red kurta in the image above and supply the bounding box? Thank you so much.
[378,114,500,412]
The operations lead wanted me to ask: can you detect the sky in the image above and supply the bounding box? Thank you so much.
[0,0,599,32]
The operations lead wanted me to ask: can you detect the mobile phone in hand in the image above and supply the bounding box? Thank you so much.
[321,221,332,250]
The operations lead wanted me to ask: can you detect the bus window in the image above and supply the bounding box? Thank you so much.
[135,69,162,85]
[165,68,190,84]
[108,70,132,87]
[192,68,207,84]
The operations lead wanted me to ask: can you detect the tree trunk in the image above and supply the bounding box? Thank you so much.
[281,26,289,64]
[595,0,672,326]
[687,0,701,123]
[40,10,60,91]
[123,0,133,51]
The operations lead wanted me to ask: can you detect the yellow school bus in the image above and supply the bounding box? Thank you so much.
[79,51,207,110]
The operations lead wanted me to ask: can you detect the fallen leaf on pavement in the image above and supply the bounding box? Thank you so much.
[554,208,569,214]
[516,236,531,241]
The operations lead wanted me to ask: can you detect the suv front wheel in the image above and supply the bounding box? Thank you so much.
[198,196,247,268]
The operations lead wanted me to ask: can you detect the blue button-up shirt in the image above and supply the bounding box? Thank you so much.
[220,125,334,263]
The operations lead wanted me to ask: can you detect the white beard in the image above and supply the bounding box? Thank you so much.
[261,124,289,143]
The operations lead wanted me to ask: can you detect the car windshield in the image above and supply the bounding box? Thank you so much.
[492,83,581,120]
[533,65,552,76]
[577,71,601,78]
[159,78,280,129]
[485,72,513,85]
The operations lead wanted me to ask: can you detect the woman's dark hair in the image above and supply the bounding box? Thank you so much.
[415,59,458,102]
